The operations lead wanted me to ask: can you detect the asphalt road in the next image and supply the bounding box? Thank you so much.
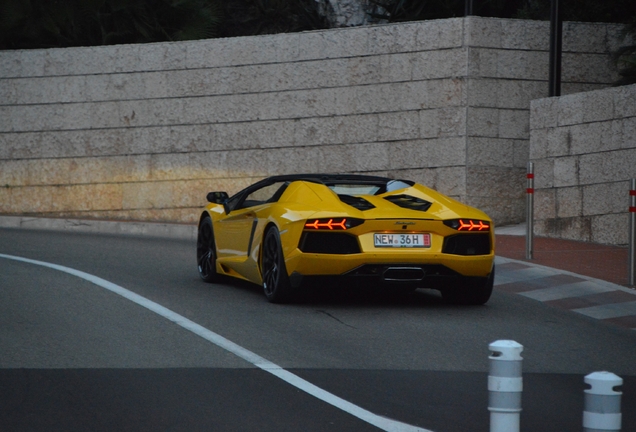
[1,228,635,431]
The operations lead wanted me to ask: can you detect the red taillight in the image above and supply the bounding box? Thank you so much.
[444,219,490,231]
[305,218,348,230]
[457,219,489,231]
[304,218,363,230]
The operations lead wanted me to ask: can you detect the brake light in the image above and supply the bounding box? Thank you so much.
[444,219,490,231]
[304,218,363,230]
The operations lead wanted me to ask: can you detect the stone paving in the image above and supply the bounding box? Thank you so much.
[495,224,636,330]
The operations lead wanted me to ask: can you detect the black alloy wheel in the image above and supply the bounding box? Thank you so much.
[197,217,218,283]
[261,227,293,303]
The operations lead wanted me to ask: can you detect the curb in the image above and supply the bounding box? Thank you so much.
[0,216,197,241]
[494,256,635,296]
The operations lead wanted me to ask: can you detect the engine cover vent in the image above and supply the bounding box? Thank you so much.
[338,194,376,210]
[384,194,432,212]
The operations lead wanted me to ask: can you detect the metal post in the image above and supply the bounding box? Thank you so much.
[465,0,474,16]
[549,0,562,97]
[526,163,534,260]
[583,371,622,432]
[488,340,523,432]
[629,179,635,287]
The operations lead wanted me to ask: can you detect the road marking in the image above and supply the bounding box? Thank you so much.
[519,281,616,302]
[573,301,636,320]
[0,253,432,432]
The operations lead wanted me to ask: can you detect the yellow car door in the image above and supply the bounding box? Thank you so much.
[215,207,257,261]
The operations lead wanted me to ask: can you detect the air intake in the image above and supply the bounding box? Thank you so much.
[338,194,375,210]
[442,234,491,256]
[384,194,432,212]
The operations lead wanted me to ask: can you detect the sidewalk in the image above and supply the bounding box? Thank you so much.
[495,224,630,287]
[495,223,636,330]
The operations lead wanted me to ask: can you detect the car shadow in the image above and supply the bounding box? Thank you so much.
[297,285,447,308]
[214,276,462,308]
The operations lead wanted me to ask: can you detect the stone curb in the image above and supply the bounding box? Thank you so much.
[494,256,636,296]
[0,216,197,241]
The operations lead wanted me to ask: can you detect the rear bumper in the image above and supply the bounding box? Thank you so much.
[284,249,494,282]
[289,264,490,290]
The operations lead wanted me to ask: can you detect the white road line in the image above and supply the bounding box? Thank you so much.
[0,253,432,432]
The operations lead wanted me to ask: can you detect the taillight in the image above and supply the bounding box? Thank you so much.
[304,218,363,230]
[443,219,490,231]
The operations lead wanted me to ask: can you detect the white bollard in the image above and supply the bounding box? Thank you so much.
[488,340,523,432]
[584,371,623,431]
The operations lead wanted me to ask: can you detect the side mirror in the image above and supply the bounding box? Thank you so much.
[206,191,229,204]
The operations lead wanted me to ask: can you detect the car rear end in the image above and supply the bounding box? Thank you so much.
[285,215,493,287]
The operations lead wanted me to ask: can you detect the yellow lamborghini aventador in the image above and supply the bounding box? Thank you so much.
[197,174,495,304]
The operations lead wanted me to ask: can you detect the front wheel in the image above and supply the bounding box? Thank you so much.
[261,227,293,303]
[441,265,495,305]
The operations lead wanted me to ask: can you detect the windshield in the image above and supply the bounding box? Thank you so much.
[328,184,381,196]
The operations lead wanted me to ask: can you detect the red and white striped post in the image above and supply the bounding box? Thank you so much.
[526,163,534,260]
[629,179,635,287]
[583,371,623,431]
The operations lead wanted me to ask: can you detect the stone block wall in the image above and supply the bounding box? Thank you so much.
[530,84,636,245]
[0,17,624,225]
[464,18,623,224]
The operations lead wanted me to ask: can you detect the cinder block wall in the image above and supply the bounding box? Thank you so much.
[0,17,623,225]
[530,84,636,246]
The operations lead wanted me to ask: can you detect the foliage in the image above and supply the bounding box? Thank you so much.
[515,0,635,23]
[369,0,541,22]
[370,0,636,23]
[0,0,221,50]
[217,0,328,37]
[613,20,636,85]
[0,0,327,49]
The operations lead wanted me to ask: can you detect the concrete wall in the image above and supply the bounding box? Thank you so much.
[530,84,636,246]
[0,17,624,225]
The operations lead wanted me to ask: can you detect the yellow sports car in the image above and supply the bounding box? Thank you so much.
[197,174,495,304]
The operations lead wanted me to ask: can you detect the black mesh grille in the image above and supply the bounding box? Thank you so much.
[299,232,361,254]
[442,234,491,256]
[384,194,432,212]
[338,194,375,210]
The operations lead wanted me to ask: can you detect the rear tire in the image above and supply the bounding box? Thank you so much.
[261,227,293,303]
[442,265,494,305]
[197,217,219,283]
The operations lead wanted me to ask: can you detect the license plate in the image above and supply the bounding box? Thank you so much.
[374,233,431,248]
